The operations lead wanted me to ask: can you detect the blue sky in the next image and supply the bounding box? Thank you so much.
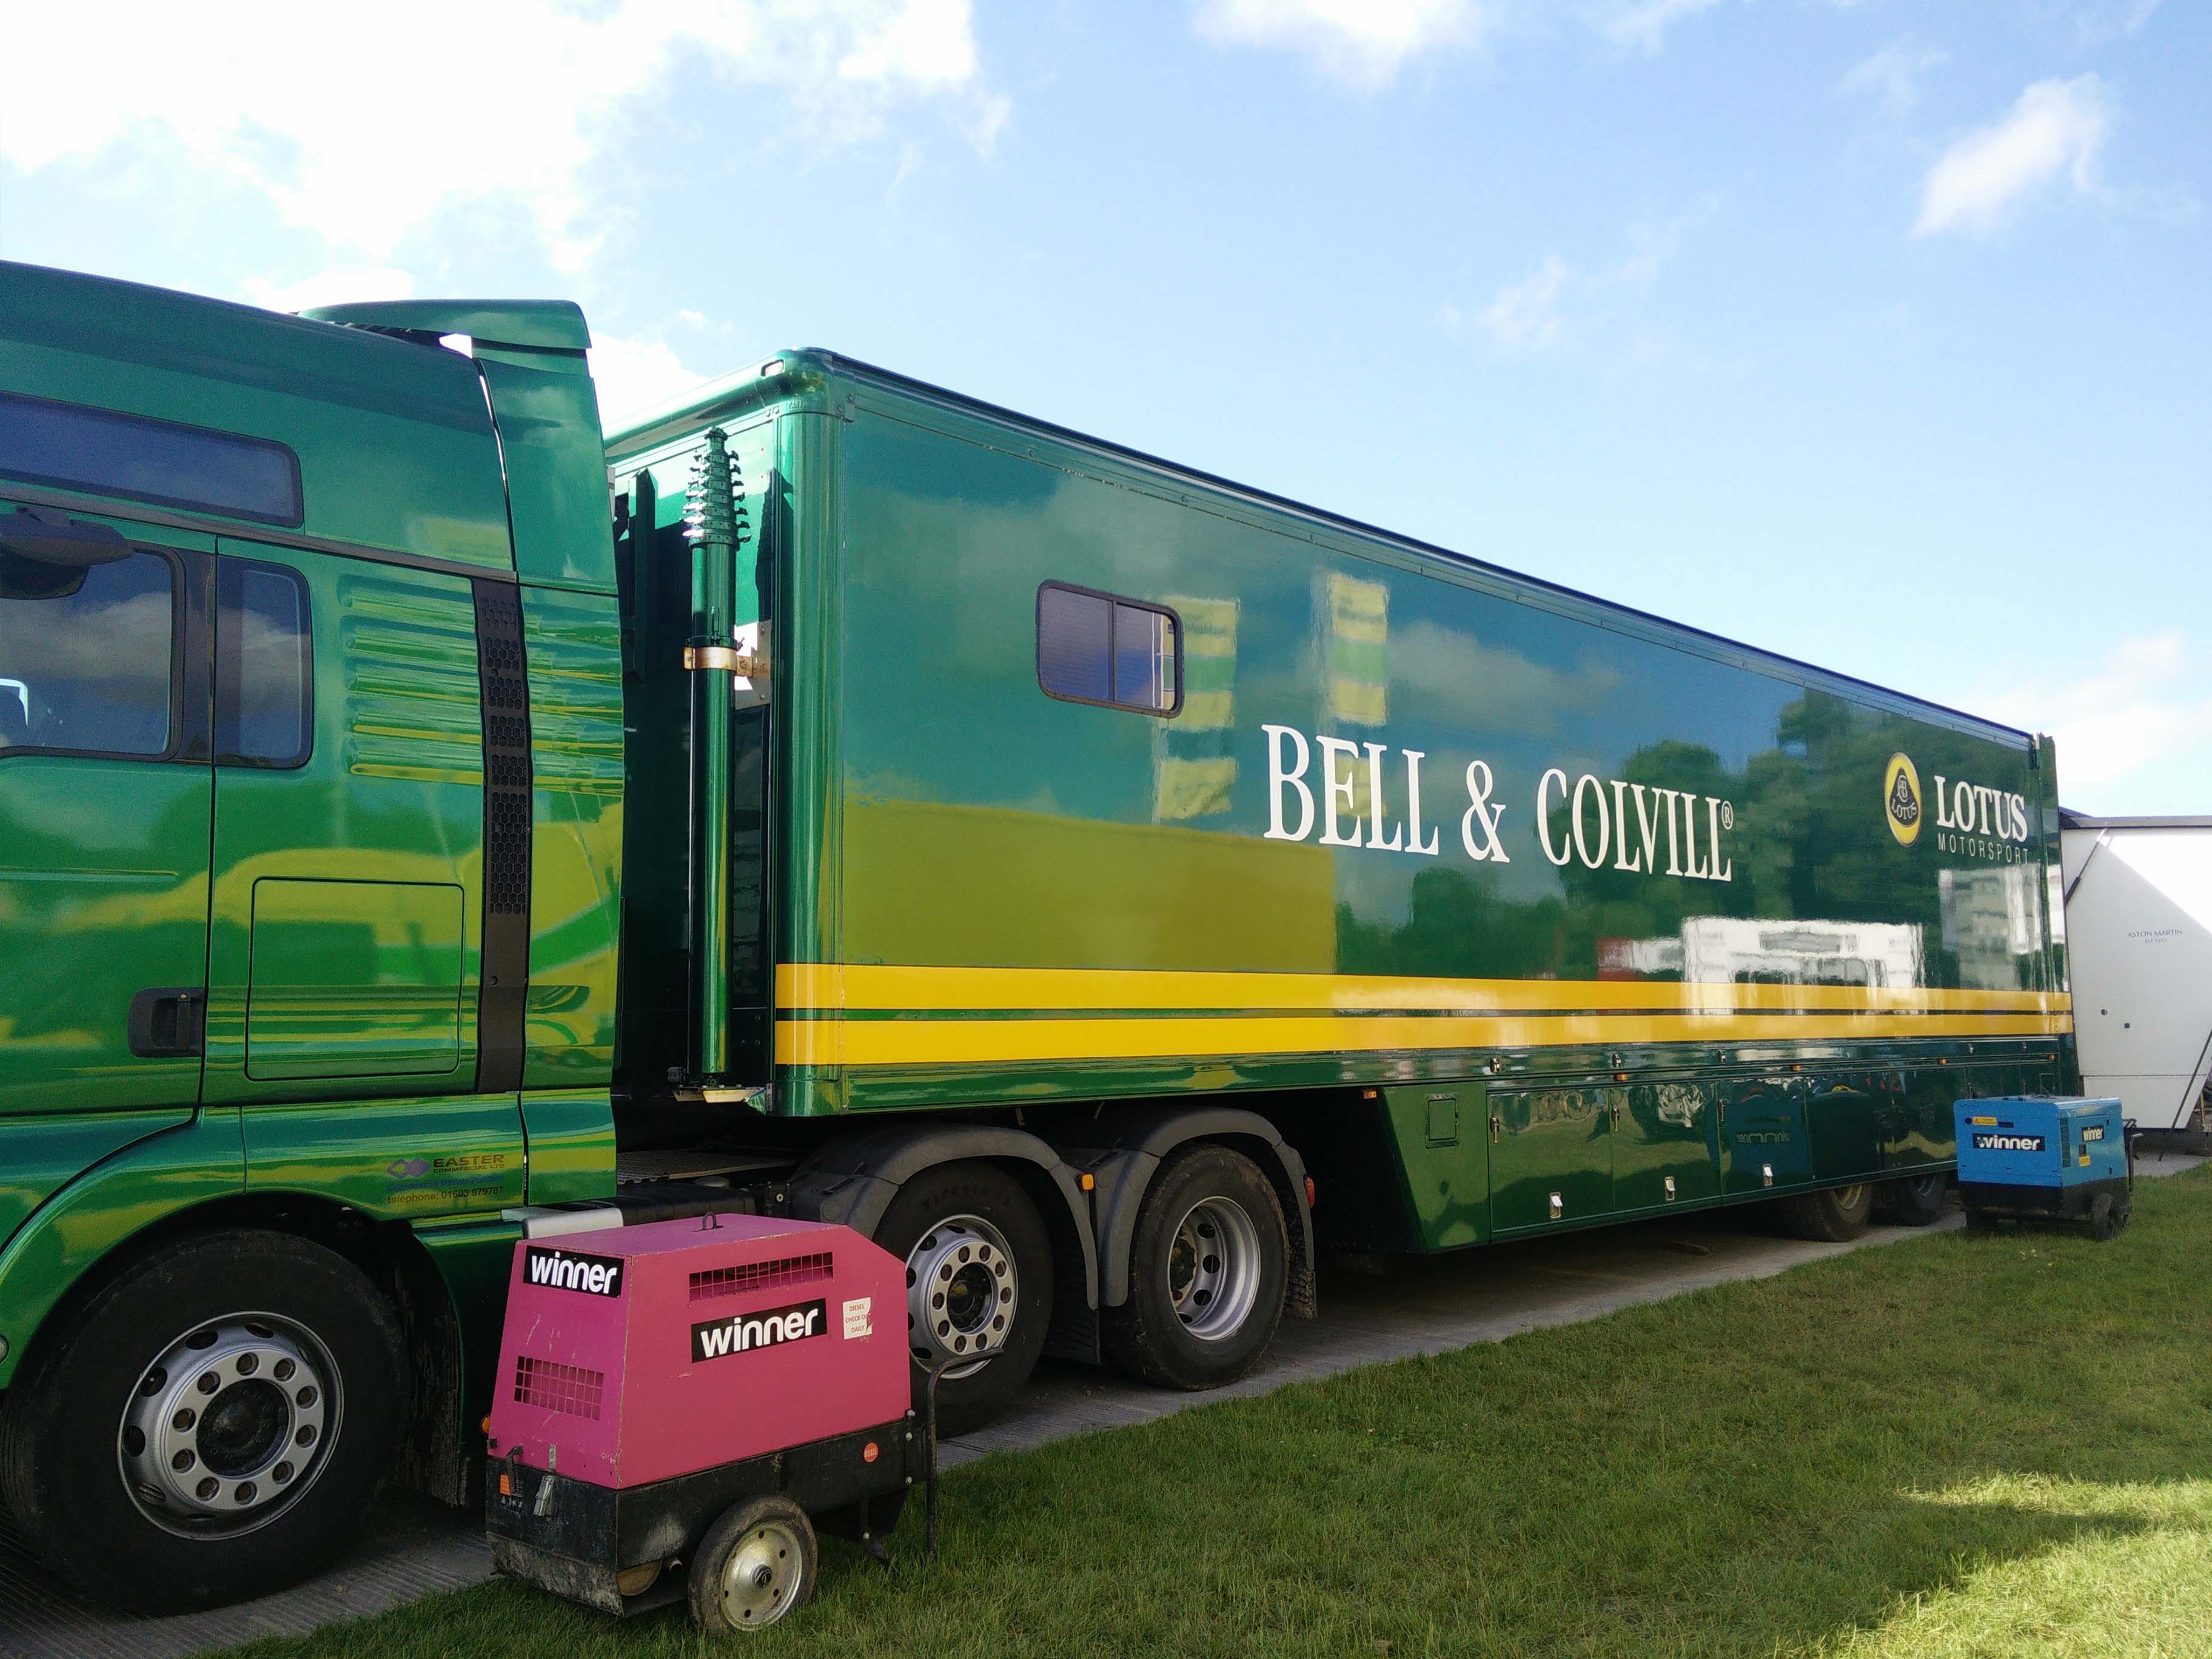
[2,0,2204,812]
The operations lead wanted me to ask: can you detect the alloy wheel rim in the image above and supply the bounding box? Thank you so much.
[116,1313,339,1539]
[1167,1196,1262,1342]
[905,1213,1016,1380]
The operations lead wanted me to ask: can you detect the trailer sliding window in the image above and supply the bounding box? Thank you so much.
[1036,581,1181,716]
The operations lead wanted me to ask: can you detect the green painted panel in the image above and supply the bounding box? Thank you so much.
[205,544,484,1105]
[520,1086,617,1204]
[1613,1082,1718,1212]
[1379,1082,1489,1250]
[243,1091,523,1218]
[412,1216,525,1466]
[246,879,464,1079]
[1490,1087,1612,1233]
[0,1107,190,1252]
[0,756,210,1114]
[474,349,612,592]
[519,586,623,1087]
[1721,1078,1812,1196]
[0,522,211,1117]
[0,263,512,570]
[785,380,2066,1116]
[0,1107,243,1389]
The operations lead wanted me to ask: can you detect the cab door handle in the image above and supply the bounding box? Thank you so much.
[129,988,206,1058]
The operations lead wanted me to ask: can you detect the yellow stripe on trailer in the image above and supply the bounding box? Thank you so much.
[774,1005,2069,1068]
[776,963,2070,1018]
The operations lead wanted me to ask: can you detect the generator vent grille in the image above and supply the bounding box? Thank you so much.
[689,1252,834,1302]
[513,1356,605,1421]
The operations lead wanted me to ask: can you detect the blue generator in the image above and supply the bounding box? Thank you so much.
[1955,1096,2134,1239]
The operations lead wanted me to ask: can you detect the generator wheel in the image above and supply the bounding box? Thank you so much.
[0,1230,403,1613]
[2089,1193,2127,1242]
[689,1496,816,1634]
[1964,1205,1997,1232]
[1875,1170,1948,1227]
[1104,1144,1287,1390]
[1772,1182,1873,1243]
[873,1163,1054,1435]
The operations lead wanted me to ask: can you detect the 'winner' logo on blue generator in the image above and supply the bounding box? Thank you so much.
[1971,1132,2045,1153]
[691,1298,828,1363]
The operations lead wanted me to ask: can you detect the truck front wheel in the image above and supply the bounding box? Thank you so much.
[1104,1144,1287,1390]
[874,1164,1054,1435]
[0,1229,405,1613]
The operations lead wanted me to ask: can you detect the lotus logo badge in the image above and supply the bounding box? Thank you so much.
[1883,752,1922,846]
[387,1158,431,1179]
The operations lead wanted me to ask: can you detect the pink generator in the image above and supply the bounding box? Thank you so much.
[484,1211,923,1632]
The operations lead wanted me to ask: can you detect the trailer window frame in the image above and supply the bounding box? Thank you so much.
[1035,580,1184,718]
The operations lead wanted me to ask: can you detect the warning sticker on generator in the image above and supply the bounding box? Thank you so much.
[1971,1132,2045,1153]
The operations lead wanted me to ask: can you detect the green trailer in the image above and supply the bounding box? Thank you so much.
[0,260,2071,1611]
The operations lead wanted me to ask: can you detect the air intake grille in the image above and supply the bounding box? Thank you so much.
[513,1356,604,1420]
[689,1252,834,1302]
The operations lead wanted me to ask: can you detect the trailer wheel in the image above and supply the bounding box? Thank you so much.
[1104,1144,1287,1390]
[0,1229,404,1613]
[1875,1170,1948,1227]
[2089,1193,2127,1242]
[689,1496,816,1634]
[873,1164,1053,1434]
[1772,1182,1874,1243]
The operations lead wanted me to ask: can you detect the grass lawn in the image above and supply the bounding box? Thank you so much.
[224,1167,2212,1659]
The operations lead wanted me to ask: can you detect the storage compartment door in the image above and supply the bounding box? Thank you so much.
[1610,1082,1718,1213]
[1489,1087,1612,1234]
[1721,1077,1812,1198]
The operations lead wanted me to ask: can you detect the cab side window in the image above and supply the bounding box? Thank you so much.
[215,559,311,768]
[0,548,176,757]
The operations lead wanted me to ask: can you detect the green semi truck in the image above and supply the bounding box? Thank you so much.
[0,260,2071,1611]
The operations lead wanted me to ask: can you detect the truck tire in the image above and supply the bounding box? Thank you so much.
[1772,1182,1874,1243]
[1103,1144,1287,1390]
[1874,1170,1948,1227]
[873,1163,1054,1436]
[0,1229,405,1614]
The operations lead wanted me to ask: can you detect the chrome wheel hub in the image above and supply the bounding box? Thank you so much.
[905,1213,1016,1379]
[118,1314,336,1538]
[1168,1196,1262,1342]
[715,1518,806,1627]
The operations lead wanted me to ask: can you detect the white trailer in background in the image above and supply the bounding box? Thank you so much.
[2059,811,2212,1134]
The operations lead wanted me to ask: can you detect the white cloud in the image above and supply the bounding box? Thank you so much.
[1192,0,1489,87]
[1915,75,2111,235]
[1594,0,1731,56]
[1839,38,1948,116]
[0,1,999,267]
[1614,194,1718,285]
[1974,632,2212,808]
[2076,0,2164,44]
[587,335,714,429]
[1480,255,1574,348]
[243,268,418,315]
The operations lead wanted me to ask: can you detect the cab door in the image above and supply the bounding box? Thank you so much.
[201,542,488,1102]
[203,538,528,1213]
[0,507,213,1114]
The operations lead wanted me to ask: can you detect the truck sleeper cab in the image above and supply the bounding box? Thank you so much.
[0,261,2073,1614]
